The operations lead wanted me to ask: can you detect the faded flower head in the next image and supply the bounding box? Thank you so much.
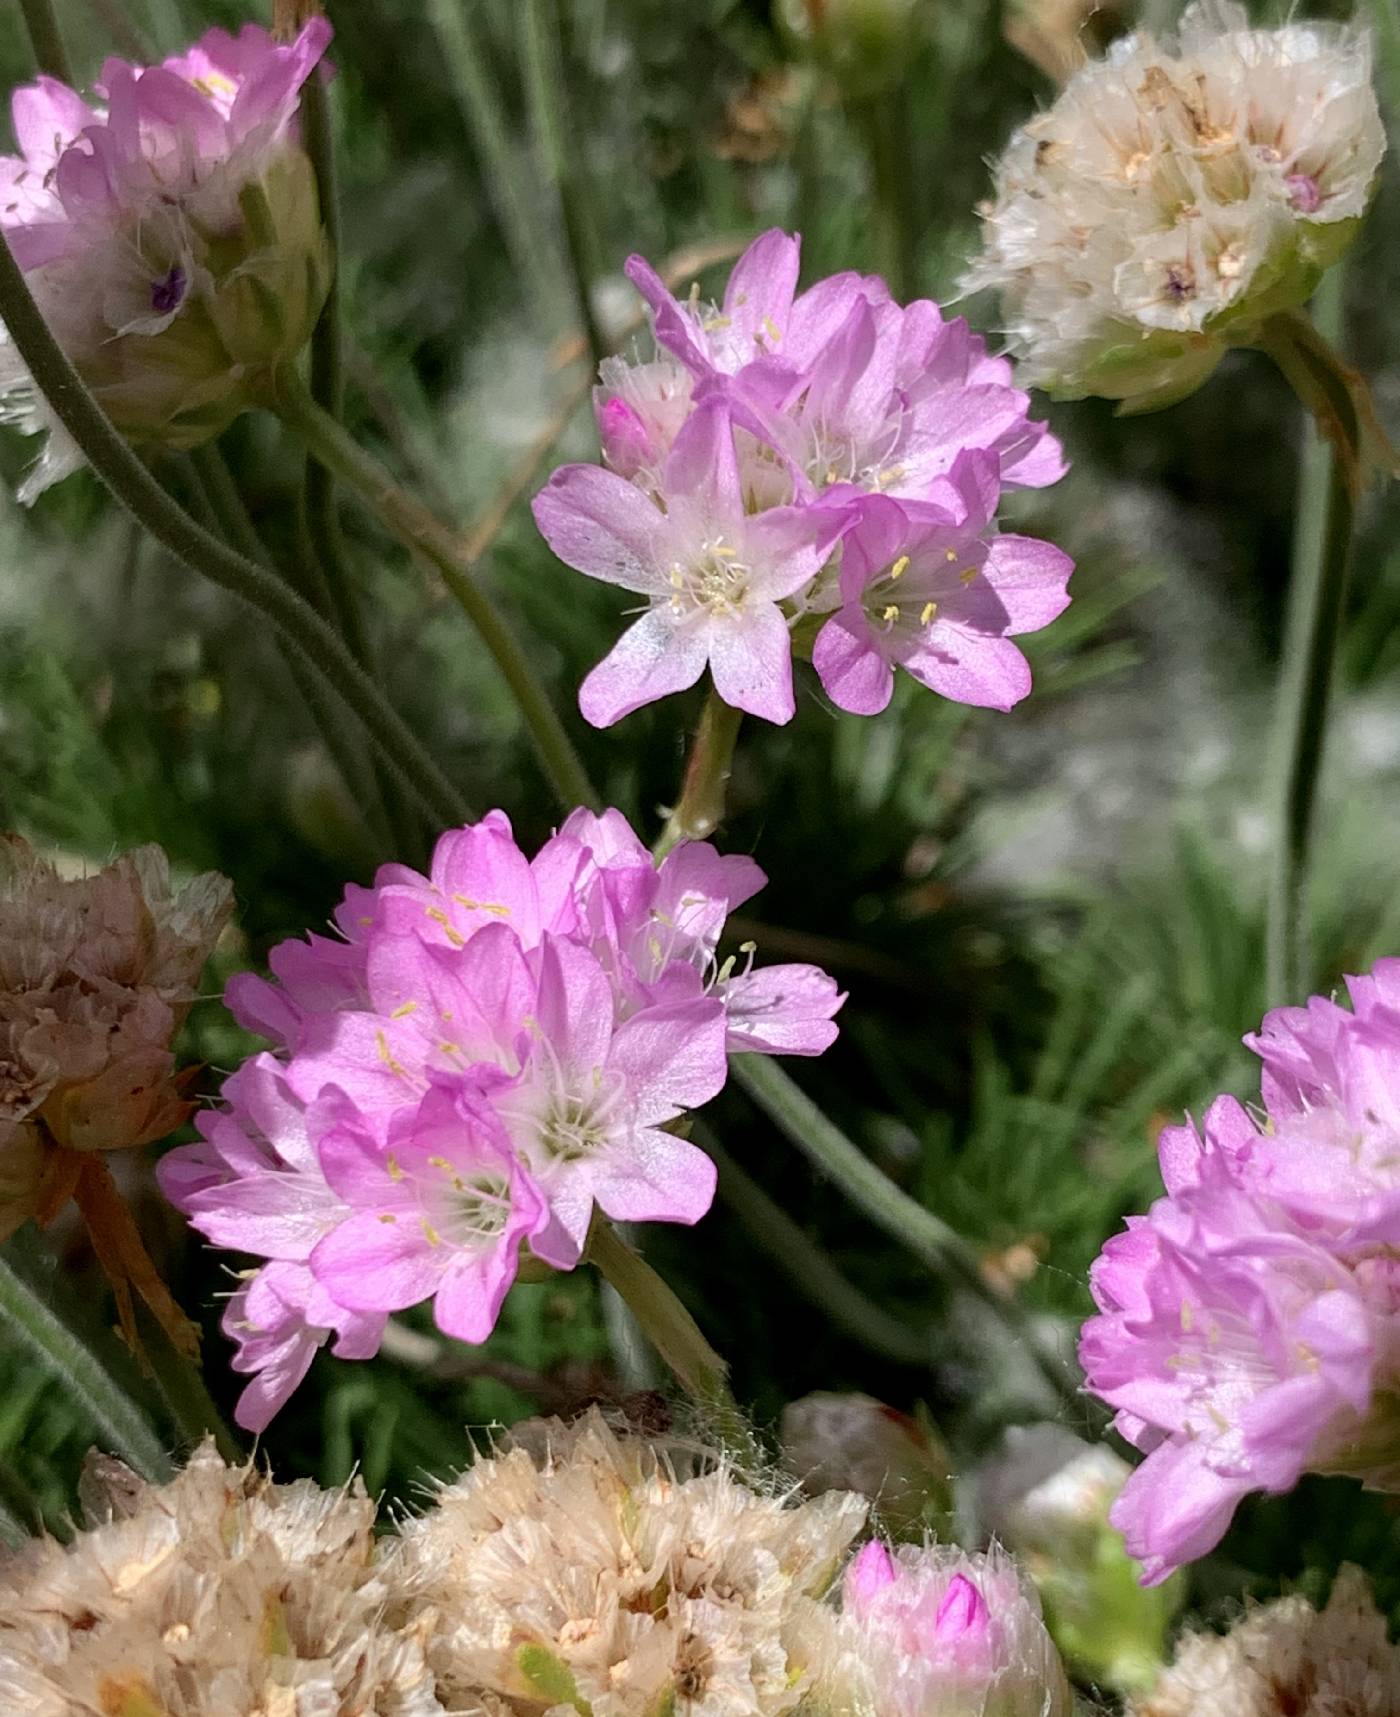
[815,1539,1070,1717]
[1133,1564,1400,1717]
[161,807,841,1421]
[0,20,332,498]
[389,1408,867,1717]
[0,837,231,1229]
[0,1440,441,1716]
[967,1,1385,408]
[1081,957,1400,1586]
[535,228,1071,728]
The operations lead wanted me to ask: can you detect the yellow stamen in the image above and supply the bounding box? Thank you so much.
[889,555,910,581]
[920,601,938,624]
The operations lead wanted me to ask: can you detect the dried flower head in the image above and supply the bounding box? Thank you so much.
[390,1408,867,1717]
[0,21,333,498]
[967,1,1385,408]
[0,838,231,1350]
[1133,1564,1400,1717]
[0,1441,442,1716]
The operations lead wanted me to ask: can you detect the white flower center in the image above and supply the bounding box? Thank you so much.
[668,538,750,619]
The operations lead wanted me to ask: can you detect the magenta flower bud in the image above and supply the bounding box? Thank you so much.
[594,393,656,479]
[818,1542,1070,1717]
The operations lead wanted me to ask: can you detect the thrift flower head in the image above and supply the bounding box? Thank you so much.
[1133,1563,1400,1717]
[966,2,1385,408]
[1081,958,1400,1585]
[161,807,842,1420]
[0,20,332,497]
[536,229,1071,727]
[816,1540,1070,1717]
[0,1441,442,1717]
[389,1408,867,1717]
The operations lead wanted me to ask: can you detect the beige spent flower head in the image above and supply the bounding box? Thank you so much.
[1134,1563,1400,1717]
[0,838,232,1192]
[390,1407,868,1717]
[0,1440,443,1717]
[966,0,1386,409]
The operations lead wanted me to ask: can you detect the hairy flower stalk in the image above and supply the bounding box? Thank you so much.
[1082,957,1400,1584]
[0,1442,440,1715]
[0,20,333,499]
[160,807,842,1426]
[967,1,1385,411]
[0,838,231,1354]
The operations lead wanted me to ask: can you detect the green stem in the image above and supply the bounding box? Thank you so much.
[1259,298,1360,1007]
[0,233,470,830]
[271,366,600,813]
[696,1124,936,1369]
[655,690,743,858]
[847,90,917,300]
[520,0,607,373]
[136,1306,241,1465]
[585,1220,749,1446]
[0,1250,171,1482]
[731,1054,1076,1411]
[19,0,74,83]
[186,446,393,857]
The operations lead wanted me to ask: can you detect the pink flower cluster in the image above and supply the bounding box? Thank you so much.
[1081,959,1400,1585]
[159,808,843,1430]
[0,20,330,495]
[532,230,1073,728]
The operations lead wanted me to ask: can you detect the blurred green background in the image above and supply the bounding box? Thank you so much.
[1,0,1399,1643]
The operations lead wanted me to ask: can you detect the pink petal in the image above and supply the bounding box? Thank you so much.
[724,964,845,1056]
[813,609,894,716]
[593,1127,718,1226]
[707,602,796,724]
[903,628,1031,710]
[532,463,669,592]
[981,535,1074,633]
[433,1244,520,1344]
[579,609,709,727]
[722,228,801,349]
[608,998,728,1117]
[310,1211,444,1312]
[663,395,743,532]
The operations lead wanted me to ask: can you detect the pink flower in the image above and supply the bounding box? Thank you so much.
[533,396,845,725]
[163,808,843,1417]
[829,1541,1069,1717]
[157,1054,386,1430]
[1081,1157,1384,1585]
[623,229,1066,504]
[223,1261,383,1434]
[1081,965,1400,1585]
[812,455,1072,716]
[0,21,332,494]
[311,1083,548,1341]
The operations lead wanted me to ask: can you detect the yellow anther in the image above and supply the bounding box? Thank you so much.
[740,939,758,954]
[762,316,782,344]
[920,601,938,624]
[377,1212,397,1225]
[387,1154,403,1182]
[390,1001,418,1019]
[889,556,910,581]
[882,604,901,623]
[427,1155,453,1172]
[959,567,978,584]
[374,1031,407,1078]
[946,549,958,562]
[711,541,738,558]
[452,894,511,917]
[421,1221,442,1248]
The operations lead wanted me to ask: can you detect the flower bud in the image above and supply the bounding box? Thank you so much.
[775,0,930,99]
[782,1391,955,1534]
[815,1540,1071,1717]
[978,1425,1184,1693]
[965,2,1385,411]
[0,22,333,497]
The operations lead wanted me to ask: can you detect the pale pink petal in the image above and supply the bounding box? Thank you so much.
[981,535,1074,633]
[902,628,1032,710]
[579,610,709,727]
[707,602,795,724]
[813,609,894,715]
[311,1212,443,1312]
[532,463,669,592]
